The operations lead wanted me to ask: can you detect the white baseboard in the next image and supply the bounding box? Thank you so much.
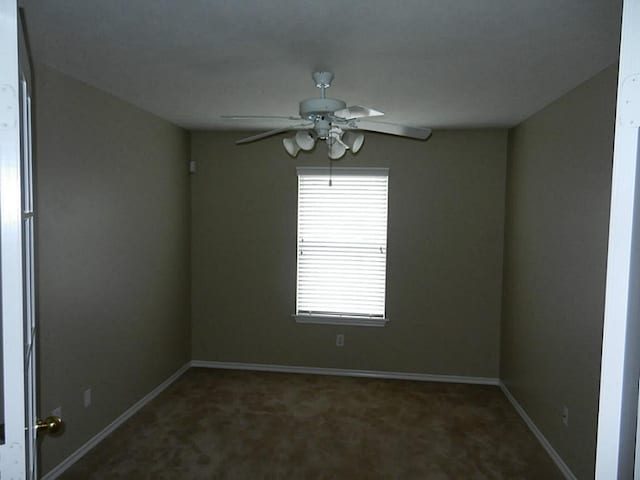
[41,362,191,480]
[499,382,577,480]
[190,360,500,385]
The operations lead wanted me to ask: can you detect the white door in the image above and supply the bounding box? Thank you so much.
[18,6,38,479]
[595,0,640,478]
[0,2,58,479]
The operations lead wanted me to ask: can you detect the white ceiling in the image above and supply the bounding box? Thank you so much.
[23,0,621,130]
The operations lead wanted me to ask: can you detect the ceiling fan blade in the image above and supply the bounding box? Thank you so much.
[222,115,302,121]
[352,120,432,140]
[235,128,292,144]
[333,105,384,120]
[235,123,312,145]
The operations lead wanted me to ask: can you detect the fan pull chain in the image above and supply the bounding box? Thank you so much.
[329,158,333,186]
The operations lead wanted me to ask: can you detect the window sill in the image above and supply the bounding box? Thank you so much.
[293,314,389,327]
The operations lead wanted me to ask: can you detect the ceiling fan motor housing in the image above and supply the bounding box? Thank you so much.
[299,98,346,122]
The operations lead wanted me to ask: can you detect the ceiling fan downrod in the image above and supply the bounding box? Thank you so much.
[312,71,333,99]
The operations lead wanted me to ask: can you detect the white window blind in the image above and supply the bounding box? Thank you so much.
[295,167,389,321]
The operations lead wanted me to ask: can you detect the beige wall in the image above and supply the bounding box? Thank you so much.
[501,66,617,479]
[35,64,191,474]
[191,129,507,377]
[30,58,617,478]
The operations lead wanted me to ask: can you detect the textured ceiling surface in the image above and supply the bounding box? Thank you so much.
[23,0,621,130]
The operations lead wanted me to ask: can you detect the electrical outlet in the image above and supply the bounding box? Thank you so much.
[561,405,569,426]
[52,406,62,418]
[84,388,92,408]
[336,334,344,347]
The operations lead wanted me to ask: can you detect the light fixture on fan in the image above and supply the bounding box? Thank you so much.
[282,136,301,157]
[342,131,365,154]
[296,130,316,150]
[223,71,433,158]
[283,130,317,157]
[326,130,347,160]
[282,126,356,160]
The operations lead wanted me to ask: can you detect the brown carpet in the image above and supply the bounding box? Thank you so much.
[60,368,563,479]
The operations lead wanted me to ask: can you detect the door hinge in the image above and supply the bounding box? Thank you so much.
[2,442,26,479]
[620,74,640,127]
[0,84,18,130]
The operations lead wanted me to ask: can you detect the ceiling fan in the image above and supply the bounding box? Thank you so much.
[223,71,433,160]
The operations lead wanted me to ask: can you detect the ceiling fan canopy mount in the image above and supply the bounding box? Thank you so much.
[312,71,334,89]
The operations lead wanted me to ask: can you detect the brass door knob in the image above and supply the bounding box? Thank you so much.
[35,416,63,435]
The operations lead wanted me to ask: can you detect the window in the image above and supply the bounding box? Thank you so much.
[294,167,389,327]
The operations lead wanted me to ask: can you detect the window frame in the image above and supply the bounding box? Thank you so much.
[293,166,390,327]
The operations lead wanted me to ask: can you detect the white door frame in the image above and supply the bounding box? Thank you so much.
[0,0,32,478]
[595,0,640,478]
